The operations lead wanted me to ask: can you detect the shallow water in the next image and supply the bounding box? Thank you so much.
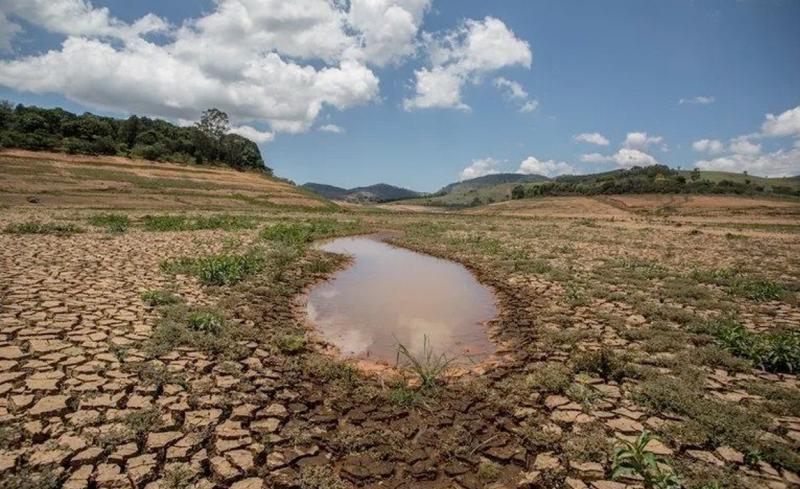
[306,236,497,365]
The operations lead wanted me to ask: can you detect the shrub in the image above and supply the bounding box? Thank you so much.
[4,221,83,236]
[277,334,306,354]
[713,318,800,373]
[187,311,225,334]
[162,249,264,286]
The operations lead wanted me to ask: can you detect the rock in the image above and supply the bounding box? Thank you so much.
[0,346,25,360]
[250,418,281,434]
[590,482,627,489]
[71,446,104,465]
[687,450,723,467]
[570,461,604,479]
[565,478,590,489]
[94,463,128,488]
[533,452,562,472]
[210,455,241,481]
[517,471,541,488]
[29,448,71,467]
[716,445,744,464]
[340,454,394,481]
[227,449,254,472]
[127,453,158,485]
[606,417,643,433]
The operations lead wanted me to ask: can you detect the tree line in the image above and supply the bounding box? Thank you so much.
[0,102,268,172]
[510,165,799,199]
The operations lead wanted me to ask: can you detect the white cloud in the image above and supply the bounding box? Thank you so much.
[493,77,538,113]
[0,0,442,137]
[761,105,800,138]
[493,77,527,99]
[519,100,539,113]
[679,95,715,105]
[729,136,761,156]
[691,139,724,154]
[573,132,610,146]
[581,149,660,168]
[623,132,663,150]
[404,17,532,111]
[459,157,502,181]
[696,148,800,177]
[517,156,574,177]
[319,123,344,134]
[228,125,274,143]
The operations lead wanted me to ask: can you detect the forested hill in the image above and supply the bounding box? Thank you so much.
[0,102,267,171]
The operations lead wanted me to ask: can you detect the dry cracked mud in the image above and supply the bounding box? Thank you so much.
[0,205,798,489]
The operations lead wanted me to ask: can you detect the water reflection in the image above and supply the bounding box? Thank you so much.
[306,236,497,365]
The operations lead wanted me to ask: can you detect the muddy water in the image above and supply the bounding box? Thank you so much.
[306,236,497,365]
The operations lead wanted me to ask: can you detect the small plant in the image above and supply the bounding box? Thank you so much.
[140,289,180,306]
[162,249,264,286]
[525,363,573,394]
[612,431,681,489]
[4,221,83,236]
[395,335,454,390]
[143,214,256,232]
[88,213,129,233]
[476,460,502,482]
[123,407,163,442]
[712,318,800,373]
[277,334,307,354]
[187,310,225,334]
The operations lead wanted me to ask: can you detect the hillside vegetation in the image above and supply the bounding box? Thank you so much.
[406,165,800,209]
[302,182,420,203]
[0,102,265,171]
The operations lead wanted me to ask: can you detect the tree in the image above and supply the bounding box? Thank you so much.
[511,184,525,200]
[690,168,701,181]
[196,108,230,140]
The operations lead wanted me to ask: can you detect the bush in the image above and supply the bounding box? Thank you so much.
[713,318,800,373]
[187,311,225,334]
[162,249,264,286]
[525,363,573,394]
[140,289,180,307]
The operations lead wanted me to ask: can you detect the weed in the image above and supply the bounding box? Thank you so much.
[298,466,346,489]
[612,431,681,489]
[140,288,180,307]
[712,318,800,373]
[0,468,60,489]
[260,218,361,246]
[395,336,454,390]
[162,249,264,286]
[123,407,163,441]
[4,221,82,236]
[277,334,306,354]
[571,348,630,382]
[477,460,502,482]
[143,214,256,232]
[563,423,611,463]
[88,213,129,233]
[187,310,225,334]
[147,305,249,358]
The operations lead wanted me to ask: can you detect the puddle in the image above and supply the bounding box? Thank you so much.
[306,235,497,365]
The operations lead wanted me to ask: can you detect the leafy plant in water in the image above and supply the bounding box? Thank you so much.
[612,431,681,489]
[395,335,454,390]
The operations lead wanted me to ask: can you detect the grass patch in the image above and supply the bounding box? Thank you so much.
[525,363,573,394]
[4,221,83,236]
[692,267,788,302]
[395,336,454,390]
[143,214,257,232]
[140,288,180,307]
[162,248,265,286]
[260,218,361,246]
[710,317,800,373]
[147,305,250,358]
[88,213,129,233]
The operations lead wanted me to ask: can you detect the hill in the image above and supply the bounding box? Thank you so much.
[0,102,266,171]
[301,182,420,203]
[439,173,549,194]
[0,150,329,210]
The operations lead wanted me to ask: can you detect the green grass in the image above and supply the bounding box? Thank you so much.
[711,318,800,373]
[4,221,83,236]
[260,218,362,246]
[140,289,180,307]
[143,214,257,232]
[88,213,130,233]
[147,305,249,358]
[395,336,454,390]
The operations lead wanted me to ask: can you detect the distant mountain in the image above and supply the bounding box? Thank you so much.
[301,182,421,203]
[439,173,549,195]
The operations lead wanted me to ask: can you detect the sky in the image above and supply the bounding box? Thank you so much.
[0,0,799,192]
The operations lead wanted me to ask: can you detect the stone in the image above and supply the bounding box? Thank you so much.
[231,478,263,489]
[533,452,562,472]
[146,431,182,450]
[210,455,241,481]
[716,445,744,464]
[30,395,70,417]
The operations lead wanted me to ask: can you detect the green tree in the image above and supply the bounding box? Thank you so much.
[196,108,230,140]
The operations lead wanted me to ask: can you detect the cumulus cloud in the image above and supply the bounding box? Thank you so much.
[404,17,532,111]
[0,0,438,137]
[691,105,800,177]
[691,139,724,154]
[319,123,344,134]
[493,77,538,113]
[761,106,800,138]
[622,132,663,150]
[517,156,574,177]
[580,149,660,168]
[459,157,502,181]
[679,95,714,105]
[573,132,610,146]
[228,125,274,144]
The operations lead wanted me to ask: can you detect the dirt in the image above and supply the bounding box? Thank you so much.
[0,154,798,489]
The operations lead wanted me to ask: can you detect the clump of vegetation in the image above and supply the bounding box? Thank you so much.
[4,221,83,236]
[143,214,257,232]
[161,248,264,286]
[692,267,788,302]
[147,305,249,358]
[395,336,454,390]
[123,407,164,442]
[277,333,306,354]
[260,218,361,247]
[612,431,681,489]
[0,468,60,489]
[140,288,180,307]
[563,423,611,462]
[525,363,573,394]
[88,212,129,233]
[571,348,631,382]
[476,460,502,482]
[709,317,800,373]
[298,466,346,489]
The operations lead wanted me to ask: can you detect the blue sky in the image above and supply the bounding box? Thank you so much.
[1,1,798,191]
